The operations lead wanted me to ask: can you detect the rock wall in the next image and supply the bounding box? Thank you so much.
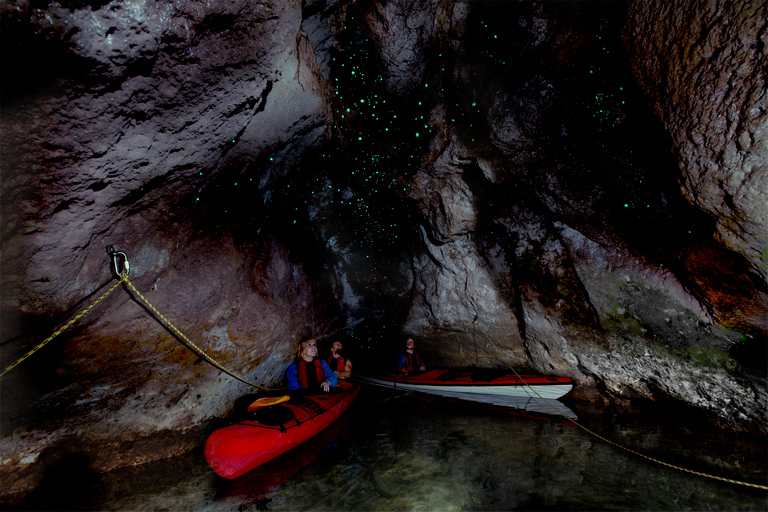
[1,0,766,502]
[1,0,337,496]
[623,0,768,284]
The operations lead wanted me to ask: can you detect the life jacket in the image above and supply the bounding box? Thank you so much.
[403,352,423,372]
[326,355,347,372]
[296,359,325,388]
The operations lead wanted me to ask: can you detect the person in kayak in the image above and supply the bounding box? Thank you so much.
[286,338,337,392]
[326,340,353,380]
[398,337,426,373]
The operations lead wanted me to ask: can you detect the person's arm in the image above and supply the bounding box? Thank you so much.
[398,353,407,372]
[334,359,353,380]
[320,360,338,389]
[286,364,300,390]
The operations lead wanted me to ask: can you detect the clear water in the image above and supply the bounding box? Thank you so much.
[26,386,768,511]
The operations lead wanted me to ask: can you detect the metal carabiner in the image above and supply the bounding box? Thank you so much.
[106,246,130,278]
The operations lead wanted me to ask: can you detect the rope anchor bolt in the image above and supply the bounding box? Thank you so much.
[106,245,130,278]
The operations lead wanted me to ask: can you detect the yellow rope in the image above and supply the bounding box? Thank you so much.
[472,322,768,491]
[3,274,283,391]
[1,280,123,376]
[121,277,282,391]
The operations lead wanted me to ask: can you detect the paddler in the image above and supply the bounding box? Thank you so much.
[326,340,353,380]
[286,338,337,392]
[398,337,427,373]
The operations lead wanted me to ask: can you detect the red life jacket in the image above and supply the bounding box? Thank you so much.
[296,359,325,388]
[326,355,347,372]
[404,352,423,371]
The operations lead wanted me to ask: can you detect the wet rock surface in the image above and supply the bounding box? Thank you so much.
[1,0,766,501]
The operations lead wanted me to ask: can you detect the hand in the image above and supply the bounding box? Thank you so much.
[321,380,330,392]
[419,365,426,371]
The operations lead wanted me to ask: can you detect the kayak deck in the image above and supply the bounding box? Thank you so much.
[356,368,573,400]
[205,380,360,479]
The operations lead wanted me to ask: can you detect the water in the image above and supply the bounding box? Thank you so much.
[22,386,768,511]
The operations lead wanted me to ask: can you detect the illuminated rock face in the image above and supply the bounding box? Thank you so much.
[0,0,336,491]
[623,0,768,286]
[0,0,765,497]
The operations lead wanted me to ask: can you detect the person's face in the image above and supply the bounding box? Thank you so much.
[302,340,318,359]
[332,341,342,352]
[406,338,415,349]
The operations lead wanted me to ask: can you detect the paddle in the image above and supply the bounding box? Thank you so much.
[247,395,290,412]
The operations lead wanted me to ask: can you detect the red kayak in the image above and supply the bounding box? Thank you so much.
[220,412,352,503]
[356,368,572,398]
[205,380,360,479]
[355,368,574,417]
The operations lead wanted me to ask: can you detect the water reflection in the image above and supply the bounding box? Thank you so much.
[90,387,767,511]
[430,391,578,418]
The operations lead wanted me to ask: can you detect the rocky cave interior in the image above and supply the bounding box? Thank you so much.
[0,0,766,502]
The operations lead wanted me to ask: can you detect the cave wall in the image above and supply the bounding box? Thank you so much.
[623,0,768,284]
[1,0,766,501]
[1,0,338,494]
[345,0,766,426]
